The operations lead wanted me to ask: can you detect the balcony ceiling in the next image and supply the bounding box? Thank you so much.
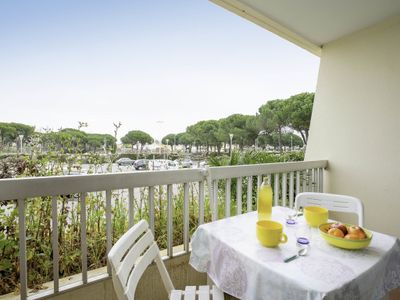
[211,0,400,55]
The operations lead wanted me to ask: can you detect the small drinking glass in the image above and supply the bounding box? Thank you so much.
[295,224,312,248]
[285,206,299,226]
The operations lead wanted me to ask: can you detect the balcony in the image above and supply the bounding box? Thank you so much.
[0,160,327,300]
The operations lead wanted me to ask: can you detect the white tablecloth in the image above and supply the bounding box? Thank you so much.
[189,207,400,300]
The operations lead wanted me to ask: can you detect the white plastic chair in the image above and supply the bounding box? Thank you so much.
[108,220,224,300]
[295,192,364,226]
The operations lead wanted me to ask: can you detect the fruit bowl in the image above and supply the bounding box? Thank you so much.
[319,223,373,250]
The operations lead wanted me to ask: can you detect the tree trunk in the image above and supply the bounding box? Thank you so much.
[299,131,307,145]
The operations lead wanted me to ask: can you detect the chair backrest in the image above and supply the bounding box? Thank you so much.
[295,192,364,226]
[108,220,174,300]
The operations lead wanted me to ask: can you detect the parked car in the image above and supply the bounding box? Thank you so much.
[134,159,148,170]
[116,157,135,166]
[181,159,193,168]
[166,160,179,169]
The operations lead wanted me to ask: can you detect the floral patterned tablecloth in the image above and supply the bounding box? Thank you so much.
[189,207,400,300]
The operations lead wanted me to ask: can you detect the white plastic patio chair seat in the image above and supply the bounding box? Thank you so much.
[295,192,364,226]
[108,220,224,300]
[170,285,224,300]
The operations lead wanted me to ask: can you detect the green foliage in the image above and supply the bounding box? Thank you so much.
[207,149,304,167]
[219,114,258,149]
[286,92,314,145]
[161,134,176,145]
[161,134,177,151]
[121,130,153,149]
[175,132,194,151]
[0,122,35,144]
[258,99,290,151]
[86,133,116,152]
[38,129,117,154]
[187,120,220,153]
[163,92,313,153]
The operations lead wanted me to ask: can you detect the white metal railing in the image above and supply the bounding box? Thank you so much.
[0,160,327,300]
[207,160,326,221]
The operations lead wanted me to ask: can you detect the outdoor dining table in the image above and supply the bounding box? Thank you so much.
[189,206,400,300]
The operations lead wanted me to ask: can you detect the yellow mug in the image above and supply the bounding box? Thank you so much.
[304,206,328,227]
[256,220,288,247]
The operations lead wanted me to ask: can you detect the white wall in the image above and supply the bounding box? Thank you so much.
[306,15,400,237]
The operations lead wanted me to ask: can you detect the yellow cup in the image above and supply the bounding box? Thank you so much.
[256,220,288,247]
[304,206,328,227]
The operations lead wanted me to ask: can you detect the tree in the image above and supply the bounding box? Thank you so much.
[161,134,177,151]
[0,124,17,145]
[121,130,153,151]
[86,134,116,152]
[286,92,314,145]
[176,132,194,152]
[282,132,303,149]
[219,114,259,150]
[112,121,122,153]
[187,120,219,154]
[0,122,34,145]
[244,115,259,147]
[258,99,290,152]
[59,128,88,151]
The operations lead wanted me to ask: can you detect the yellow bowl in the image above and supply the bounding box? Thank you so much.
[319,223,373,249]
[304,206,328,227]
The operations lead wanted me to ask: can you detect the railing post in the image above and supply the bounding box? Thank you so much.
[183,183,190,253]
[212,180,218,220]
[247,176,253,212]
[274,173,279,206]
[205,166,217,221]
[302,170,307,192]
[281,173,287,207]
[319,167,324,192]
[128,188,135,228]
[80,192,88,284]
[149,186,155,235]
[167,184,173,257]
[289,172,294,209]
[199,180,205,225]
[225,179,231,217]
[18,198,28,300]
[296,171,301,196]
[106,190,112,275]
[236,177,242,215]
[51,196,59,293]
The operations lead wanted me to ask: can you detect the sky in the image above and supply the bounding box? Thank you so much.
[0,0,320,141]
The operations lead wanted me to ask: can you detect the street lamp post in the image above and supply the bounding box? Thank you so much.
[290,135,293,151]
[136,141,140,159]
[229,133,234,156]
